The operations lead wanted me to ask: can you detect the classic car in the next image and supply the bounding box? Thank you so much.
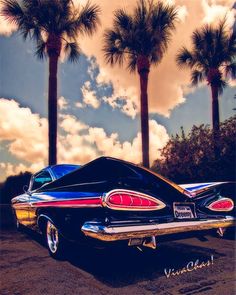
[12,157,235,259]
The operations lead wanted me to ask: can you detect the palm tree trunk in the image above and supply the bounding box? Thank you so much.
[48,54,58,165]
[47,34,61,166]
[210,84,220,133]
[210,84,220,158]
[137,56,150,168]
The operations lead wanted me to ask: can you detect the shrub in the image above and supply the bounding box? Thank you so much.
[152,116,236,183]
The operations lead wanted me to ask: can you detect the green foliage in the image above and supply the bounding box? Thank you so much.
[0,172,32,204]
[152,116,236,183]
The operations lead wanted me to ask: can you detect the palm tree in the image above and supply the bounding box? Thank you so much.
[176,20,236,140]
[1,0,100,165]
[103,0,177,168]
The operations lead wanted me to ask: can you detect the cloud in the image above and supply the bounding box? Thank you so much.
[81,81,100,109]
[201,0,236,26]
[59,114,88,134]
[0,98,169,178]
[85,119,169,164]
[87,56,99,80]
[75,101,84,108]
[87,57,139,119]
[58,96,68,110]
[0,98,48,164]
[102,86,138,119]
[177,5,188,22]
[96,66,112,86]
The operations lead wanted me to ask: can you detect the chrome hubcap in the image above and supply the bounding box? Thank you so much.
[46,221,59,253]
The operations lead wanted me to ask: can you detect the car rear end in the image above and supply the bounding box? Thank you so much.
[78,160,235,248]
[39,157,235,249]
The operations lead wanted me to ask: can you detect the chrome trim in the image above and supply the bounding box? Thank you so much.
[143,236,157,249]
[13,196,102,209]
[81,216,236,242]
[46,220,59,253]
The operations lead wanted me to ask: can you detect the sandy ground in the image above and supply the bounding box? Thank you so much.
[0,228,235,295]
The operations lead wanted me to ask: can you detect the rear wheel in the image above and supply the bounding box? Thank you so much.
[46,220,67,259]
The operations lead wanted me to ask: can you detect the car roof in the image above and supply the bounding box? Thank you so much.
[34,164,80,176]
[49,164,80,168]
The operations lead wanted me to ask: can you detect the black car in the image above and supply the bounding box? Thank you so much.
[12,157,235,259]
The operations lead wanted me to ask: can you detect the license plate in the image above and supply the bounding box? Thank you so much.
[173,203,196,219]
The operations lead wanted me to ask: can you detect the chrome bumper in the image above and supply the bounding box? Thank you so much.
[81,216,236,242]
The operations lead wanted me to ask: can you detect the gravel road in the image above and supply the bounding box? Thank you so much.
[0,228,235,295]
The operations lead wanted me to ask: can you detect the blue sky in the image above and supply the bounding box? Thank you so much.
[0,0,235,181]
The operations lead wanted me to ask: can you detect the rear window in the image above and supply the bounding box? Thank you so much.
[51,165,80,179]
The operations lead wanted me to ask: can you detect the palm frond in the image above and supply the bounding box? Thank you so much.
[218,79,228,94]
[176,47,194,68]
[192,29,204,52]
[134,0,148,28]
[1,0,24,25]
[151,1,177,32]
[103,29,126,66]
[227,31,236,60]
[150,2,178,56]
[64,41,80,63]
[225,62,236,79]
[150,49,160,65]
[201,25,214,63]
[103,44,125,66]
[73,1,100,36]
[31,25,41,41]
[212,19,229,66]
[191,70,205,86]
[19,21,40,40]
[127,54,137,73]
[21,0,39,10]
[114,9,133,32]
[35,38,47,60]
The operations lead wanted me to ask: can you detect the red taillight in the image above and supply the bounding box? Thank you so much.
[104,189,166,211]
[207,198,234,212]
